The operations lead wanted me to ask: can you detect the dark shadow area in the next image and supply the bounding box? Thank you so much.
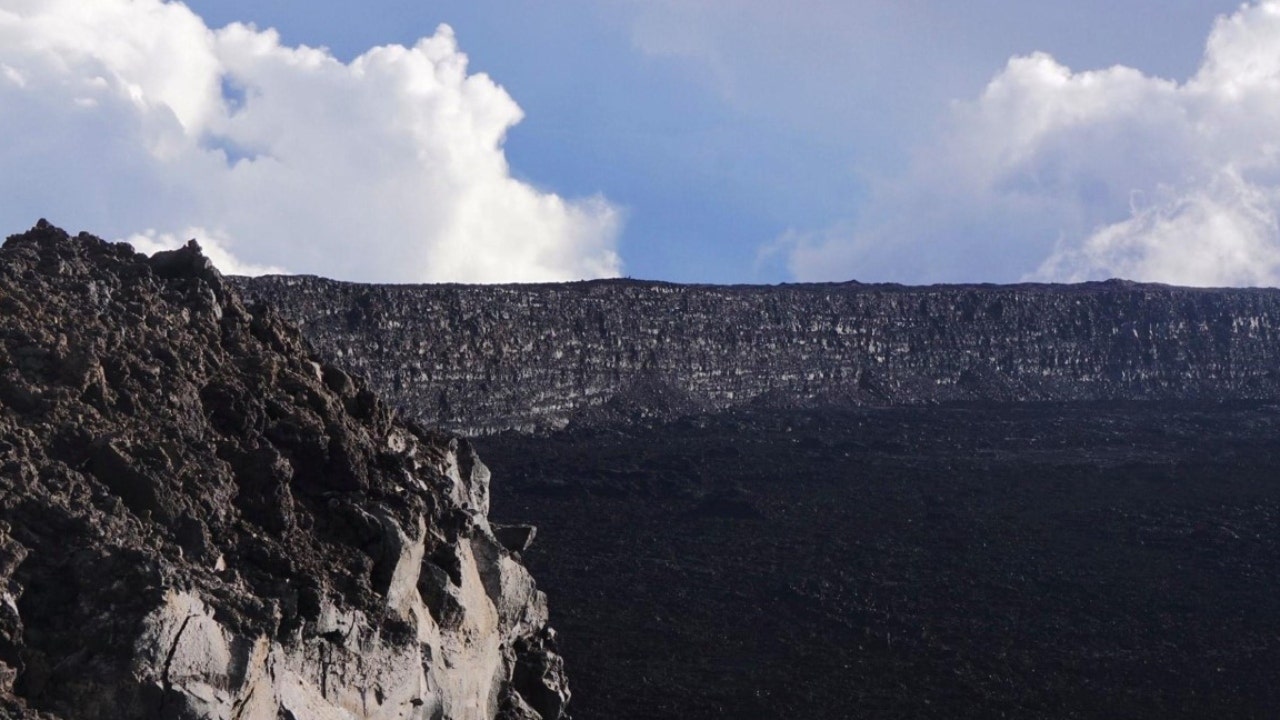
[480,401,1280,719]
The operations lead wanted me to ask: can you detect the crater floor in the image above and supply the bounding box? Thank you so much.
[480,401,1280,719]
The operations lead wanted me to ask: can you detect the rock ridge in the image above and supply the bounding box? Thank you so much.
[234,274,1280,435]
[0,222,567,719]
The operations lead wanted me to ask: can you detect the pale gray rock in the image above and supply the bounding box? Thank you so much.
[0,223,568,719]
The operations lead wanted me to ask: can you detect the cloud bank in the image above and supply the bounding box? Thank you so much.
[0,0,621,282]
[786,1,1280,287]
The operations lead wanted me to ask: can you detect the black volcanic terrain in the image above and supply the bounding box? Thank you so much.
[9,224,1278,718]
[237,274,1280,718]
[480,402,1280,718]
[237,274,1280,435]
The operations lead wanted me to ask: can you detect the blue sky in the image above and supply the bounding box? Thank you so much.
[4,1,1279,286]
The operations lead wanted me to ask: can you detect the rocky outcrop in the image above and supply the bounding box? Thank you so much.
[0,222,567,719]
[235,275,1280,435]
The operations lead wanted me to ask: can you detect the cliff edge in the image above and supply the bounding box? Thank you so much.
[0,222,567,719]
[236,275,1280,435]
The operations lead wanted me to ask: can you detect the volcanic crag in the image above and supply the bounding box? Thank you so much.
[237,271,1280,719]
[0,222,568,719]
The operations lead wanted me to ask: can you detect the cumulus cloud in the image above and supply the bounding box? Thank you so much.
[123,228,287,277]
[785,1,1280,287]
[0,0,621,282]
[1035,171,1280,286]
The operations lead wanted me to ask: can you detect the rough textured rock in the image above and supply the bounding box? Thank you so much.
[0,222,568,719]
[479,402,1280,719]
[234,275,1280,435]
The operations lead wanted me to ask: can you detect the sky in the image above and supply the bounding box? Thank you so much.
[3,1,1279,287]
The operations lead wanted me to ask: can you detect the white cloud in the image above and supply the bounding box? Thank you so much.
[1035,171,1280,287]
[785,1,1280,287]
[0,0,621,282]
[123,227,286,277]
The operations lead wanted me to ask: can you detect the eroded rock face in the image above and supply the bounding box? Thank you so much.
[234,275,1280,435]
[0,222,567,719]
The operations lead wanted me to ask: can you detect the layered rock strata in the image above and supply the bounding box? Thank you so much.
[236,275,1280,435]
[0,222,567,719]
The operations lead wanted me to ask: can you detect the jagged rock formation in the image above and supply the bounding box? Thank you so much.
[0,222,568,719]
[235,275,1280,435]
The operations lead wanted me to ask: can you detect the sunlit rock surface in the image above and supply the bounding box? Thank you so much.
[0,222,567,719]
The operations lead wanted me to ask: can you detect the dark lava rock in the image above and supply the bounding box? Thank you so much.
[235,274,1280,436]
[480,403,1280,719]
[0,222,567,719]
[231,270,1280,718]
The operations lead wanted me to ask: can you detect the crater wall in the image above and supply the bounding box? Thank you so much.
[236,276,1280,434]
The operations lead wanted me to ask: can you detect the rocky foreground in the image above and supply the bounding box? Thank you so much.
[0,222,567,719]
